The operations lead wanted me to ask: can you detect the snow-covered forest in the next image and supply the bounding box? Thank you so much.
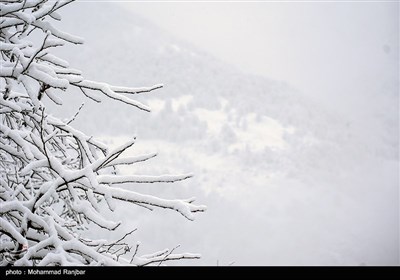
[1,0,399,266]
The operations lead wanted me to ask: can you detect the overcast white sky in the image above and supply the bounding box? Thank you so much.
[119,1,399,114]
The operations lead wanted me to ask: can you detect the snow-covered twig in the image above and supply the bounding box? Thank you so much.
[0,0,205,266]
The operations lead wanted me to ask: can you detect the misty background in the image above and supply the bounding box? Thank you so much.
[46,0,399,265]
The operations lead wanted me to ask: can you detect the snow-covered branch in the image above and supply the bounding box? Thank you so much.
[0,0,205,266]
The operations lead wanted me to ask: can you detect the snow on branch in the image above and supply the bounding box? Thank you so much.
[71,80,154,112]
[110,84,163,95]
[97,174,194,185]
[1,0,205,266]
[103,153,158,167]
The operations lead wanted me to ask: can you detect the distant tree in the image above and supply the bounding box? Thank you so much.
[220,124,236,144]
[0,0,205,266]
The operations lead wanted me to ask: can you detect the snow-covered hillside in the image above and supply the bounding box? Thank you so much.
[45,2,399,265]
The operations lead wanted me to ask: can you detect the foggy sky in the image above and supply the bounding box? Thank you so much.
[121,1,399,115]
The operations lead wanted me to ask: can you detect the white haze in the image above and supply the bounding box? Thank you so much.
[121,1,399,117]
